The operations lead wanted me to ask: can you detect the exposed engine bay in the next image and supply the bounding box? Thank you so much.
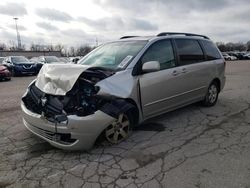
[22,67,117,122]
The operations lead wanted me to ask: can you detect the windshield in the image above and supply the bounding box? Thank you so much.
[78,41,147,70]
[11,56,30,64]
[45,56,61,63]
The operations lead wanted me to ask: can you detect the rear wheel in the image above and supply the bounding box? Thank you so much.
[105,112,133,144]
[202,82,219,106]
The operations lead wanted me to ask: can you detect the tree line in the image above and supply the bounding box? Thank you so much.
[0,41,250,56]
[216,41,250,52]
[0,42,94,57]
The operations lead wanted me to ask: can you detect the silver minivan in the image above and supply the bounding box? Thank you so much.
[21,32,226,150]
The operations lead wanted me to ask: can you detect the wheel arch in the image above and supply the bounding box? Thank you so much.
[94,98,139,145]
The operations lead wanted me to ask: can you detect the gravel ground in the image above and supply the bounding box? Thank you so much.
[0,61,250,188]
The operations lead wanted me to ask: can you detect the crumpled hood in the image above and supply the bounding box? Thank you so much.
[35,64,90,95]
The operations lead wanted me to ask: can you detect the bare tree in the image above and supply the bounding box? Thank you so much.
[69,46,76,56]
[246,41,250,51]
[217,42,247,52]
[0,43,7,50]
[76,45,93,56]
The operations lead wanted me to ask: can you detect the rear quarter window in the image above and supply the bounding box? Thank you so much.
[175,39,205,65]
[201,40,222,60]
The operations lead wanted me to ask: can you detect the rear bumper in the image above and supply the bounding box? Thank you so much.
[21,102,115,150]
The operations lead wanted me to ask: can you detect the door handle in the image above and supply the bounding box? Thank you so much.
[182,68,187,73]
[172,70,179,76]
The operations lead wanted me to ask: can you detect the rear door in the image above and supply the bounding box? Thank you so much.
[173,39,209,102]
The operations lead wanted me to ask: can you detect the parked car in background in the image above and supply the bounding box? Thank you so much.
[243,53,250,59]
[30,57,44,72]
[21,32,225,150]
[222,53,237,61]
[59,57,70,63]
[0,59,11,80]
[234,52,246,60]
[2,56,38,76]
[227,52,238,59]
[37,56,64,64]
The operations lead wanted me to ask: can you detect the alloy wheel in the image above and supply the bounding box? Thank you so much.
[208,84,218,104]
[105,113,130,144]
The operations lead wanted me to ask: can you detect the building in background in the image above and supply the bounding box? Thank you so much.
[0,51,61,58]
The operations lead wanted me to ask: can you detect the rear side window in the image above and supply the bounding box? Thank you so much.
[201,40,222,60]
[141,40,175,70]
[175,39,204,65]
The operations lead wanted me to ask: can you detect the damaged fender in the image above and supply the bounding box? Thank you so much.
[96,70,135,99]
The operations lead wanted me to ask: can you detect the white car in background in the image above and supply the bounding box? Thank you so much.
[222,53,237,61]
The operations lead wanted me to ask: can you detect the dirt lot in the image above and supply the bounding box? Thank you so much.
[1,61,250,188]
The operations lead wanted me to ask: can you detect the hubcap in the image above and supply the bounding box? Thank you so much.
[105,113,130,144]
[208,84,218,103]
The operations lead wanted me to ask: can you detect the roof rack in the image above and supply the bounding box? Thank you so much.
[156,32,210,39]
[120,36,138,39]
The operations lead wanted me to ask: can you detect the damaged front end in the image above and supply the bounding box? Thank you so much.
[21,65,136,150]
[22,66,119,122]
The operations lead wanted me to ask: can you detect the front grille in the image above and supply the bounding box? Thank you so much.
[23,85,43,114]
[23,65,32,69]
[29,124,76,145]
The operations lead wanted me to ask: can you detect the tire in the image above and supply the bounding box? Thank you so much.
[202,82,219,107]
[105,110,134,144]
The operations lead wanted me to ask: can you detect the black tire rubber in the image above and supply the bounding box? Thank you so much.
[202,82,219,107]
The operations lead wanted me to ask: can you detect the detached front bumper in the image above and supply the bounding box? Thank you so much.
[21,102,115,150]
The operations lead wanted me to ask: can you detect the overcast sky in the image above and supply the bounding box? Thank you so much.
[0,0,249,47]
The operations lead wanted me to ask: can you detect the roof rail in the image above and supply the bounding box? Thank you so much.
[120,36,138,39]
[156,32,210,39]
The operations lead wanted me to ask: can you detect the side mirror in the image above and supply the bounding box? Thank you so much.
[142,61,160,73]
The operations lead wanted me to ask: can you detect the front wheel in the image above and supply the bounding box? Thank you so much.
[105,112,133,144]
[202,82,219,107]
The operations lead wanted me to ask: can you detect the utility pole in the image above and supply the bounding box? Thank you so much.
[13,17,22,50]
